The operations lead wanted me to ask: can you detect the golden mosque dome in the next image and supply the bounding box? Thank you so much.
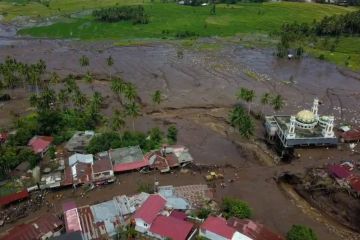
[296,110,316,123]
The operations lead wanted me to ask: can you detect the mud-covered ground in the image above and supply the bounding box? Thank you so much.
[1,38,360,239]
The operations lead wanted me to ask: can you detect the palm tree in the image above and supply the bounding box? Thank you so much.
[79,55,89,75]
[65,75,77,94]
[260,92,271,114]
[229,105,254,139]
[106,55,114,80]
[84,71,94,91]
[151,90,162,109]
[50,72,60,85]
[124,83,137,102]
[237,87,255,114]
[73,90,87,109]
[111,109,126,132]
[111,78,126,105]
[91,91,103,110]
[271,94,285,112]
[57,89,68,110]
[125,102,140,131]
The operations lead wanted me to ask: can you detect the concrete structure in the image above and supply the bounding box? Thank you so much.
[65,131,95,153]
[265,98,337,150]
[69,154,94,166]
[92,158,114,184]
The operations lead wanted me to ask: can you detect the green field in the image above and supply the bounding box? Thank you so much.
[16,2,356,40]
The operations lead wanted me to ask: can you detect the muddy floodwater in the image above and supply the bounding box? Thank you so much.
[1,37,360,240]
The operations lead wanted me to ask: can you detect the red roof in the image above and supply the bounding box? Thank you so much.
[28,136,53,154]
[227,218,284,240]
[150,215,194,240]
[1,214,63,240]
[170,210,188,221]
[0,189,29,207]
[63,202,82,233]
[134,194,166,224]
[113,159,149,172]
[328,164,351,179]
[92,158,113,174]
[201,216,236,239]
[349,176,360,192]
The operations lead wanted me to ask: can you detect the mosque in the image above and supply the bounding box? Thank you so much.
[265,98,338,150]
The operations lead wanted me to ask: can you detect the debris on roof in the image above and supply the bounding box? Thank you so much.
[65,131,95,153]
[0,189,29,207]
[105,146,149,172]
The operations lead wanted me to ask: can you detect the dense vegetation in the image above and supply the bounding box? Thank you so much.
[277,10,360,64]
[221,197,252,219]
[93,5,149,24]
[286,225,318,240]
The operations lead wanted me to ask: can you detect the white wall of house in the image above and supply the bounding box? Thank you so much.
[92,170,114,181]
[199,229,228,240]
[135,218,150,233]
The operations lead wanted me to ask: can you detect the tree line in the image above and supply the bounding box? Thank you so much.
[92,5,149,24]
[276,10,360,58]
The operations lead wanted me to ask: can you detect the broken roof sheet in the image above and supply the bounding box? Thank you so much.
[227,218,284,240]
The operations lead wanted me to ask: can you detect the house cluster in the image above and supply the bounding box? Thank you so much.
[0,131,194,207]
[57,184,214,240]
[328,161,360,194]
[4,183,282,240]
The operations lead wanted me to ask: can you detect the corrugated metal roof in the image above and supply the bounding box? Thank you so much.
[0,189,29,206]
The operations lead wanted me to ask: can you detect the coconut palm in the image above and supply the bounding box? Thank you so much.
[84,71,94,91]
[73,89,88,109]
[229,105,254,139]
[106,55,114,80]
[111,78,126,104]
[125,102,140,131]
[57,89,68,110]
[260,92,271,114]
[271,94,285,112]
[151,90,162,109]
[111,109,126,132]
[65,75,78,94]
[124,83,137,102]
[237,87,256,114]
[50,72,60,85]
[79,55,89,68]
[91,91,103,110]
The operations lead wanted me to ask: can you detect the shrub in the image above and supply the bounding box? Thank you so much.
[197,208,212,219]
[221,197,251,219]
[175,31,199,39]
[167,125,178,144]
[137,181,154,193]
[287,225,318,240]
[93,5,149,24]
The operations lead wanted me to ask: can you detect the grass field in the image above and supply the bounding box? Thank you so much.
[16,2,357,40]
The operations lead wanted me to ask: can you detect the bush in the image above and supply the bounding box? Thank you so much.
[137,181,154,193]
[197,208,212,219]
[93,5,149,24]
[221,197,251,219]
[175,31,199,39]
[167,125,178,144]
[287,225,318,240]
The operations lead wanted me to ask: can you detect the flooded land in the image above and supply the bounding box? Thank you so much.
[1,28,360,239]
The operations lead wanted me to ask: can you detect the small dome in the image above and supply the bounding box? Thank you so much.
[296,110,316,123]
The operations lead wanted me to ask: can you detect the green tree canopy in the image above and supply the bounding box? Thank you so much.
[286,225,318,240]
